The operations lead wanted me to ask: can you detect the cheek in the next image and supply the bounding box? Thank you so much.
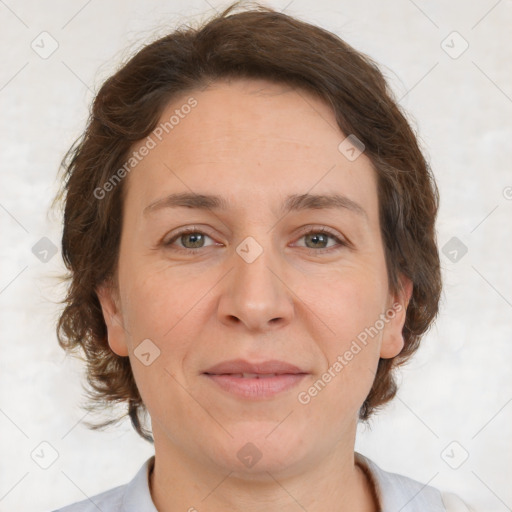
[296,280,385,431]
[119,267,213,400]
[301,267,386,398]
[300,262,388,342]
[121,265,208,341]
[121,270,202,428]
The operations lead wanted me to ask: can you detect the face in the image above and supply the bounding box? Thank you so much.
[97,78,412,478]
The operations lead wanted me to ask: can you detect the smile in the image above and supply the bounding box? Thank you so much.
[203,372,308,399]
[203,358,309,399]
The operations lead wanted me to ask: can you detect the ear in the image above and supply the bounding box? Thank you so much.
[96,280,129,357]
[380,274,413,359]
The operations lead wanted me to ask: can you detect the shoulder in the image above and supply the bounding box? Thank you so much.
[51,456,156,512]
[440,492,476,512]
[355,452,474,512]
[52,484,125,512]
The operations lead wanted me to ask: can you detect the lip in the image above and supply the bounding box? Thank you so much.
[204,358,305,375]
[203,359,308,399]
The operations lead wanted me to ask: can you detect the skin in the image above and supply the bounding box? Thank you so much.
[97,78,412,512]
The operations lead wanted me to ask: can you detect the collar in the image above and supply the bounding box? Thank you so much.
[123,453,445,512]
[355,452,445,511]
[121,455,157,511]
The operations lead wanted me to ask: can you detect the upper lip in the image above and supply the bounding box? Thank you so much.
[203,359,307,375]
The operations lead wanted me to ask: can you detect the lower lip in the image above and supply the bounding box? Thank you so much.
[204,374,307,399]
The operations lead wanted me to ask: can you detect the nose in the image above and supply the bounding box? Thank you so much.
[217,238,294,332]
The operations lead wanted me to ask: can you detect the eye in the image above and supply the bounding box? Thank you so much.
[163,225,348,255]
[164,227,219,253]
[293,226,347,253]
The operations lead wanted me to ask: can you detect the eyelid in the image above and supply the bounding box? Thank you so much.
[292,225,349,250]
[163,225,219,247]
[294,224,344,240]
[163,224,349,253]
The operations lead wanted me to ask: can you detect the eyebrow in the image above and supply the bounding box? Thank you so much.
[143,192,367,220]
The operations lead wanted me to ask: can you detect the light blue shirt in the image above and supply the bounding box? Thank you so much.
[52,453,472,511]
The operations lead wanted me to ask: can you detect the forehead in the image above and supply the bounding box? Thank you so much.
[124,78,378,221]
[155,78,342,161]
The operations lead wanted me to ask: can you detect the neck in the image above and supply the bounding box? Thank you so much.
[149,431,378,512]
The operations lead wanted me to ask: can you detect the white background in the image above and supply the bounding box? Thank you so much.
[0,0,511,511]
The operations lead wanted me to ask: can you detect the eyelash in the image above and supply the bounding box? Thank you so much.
[163,226,348,255]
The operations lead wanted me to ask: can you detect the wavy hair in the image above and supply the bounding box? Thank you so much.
[53,1,441,442]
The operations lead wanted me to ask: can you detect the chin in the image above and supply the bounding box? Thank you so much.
[207,423,314,478]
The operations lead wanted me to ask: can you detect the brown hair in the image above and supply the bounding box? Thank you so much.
[53,1,441,442]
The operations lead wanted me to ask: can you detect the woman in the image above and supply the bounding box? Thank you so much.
[52,2,472,510]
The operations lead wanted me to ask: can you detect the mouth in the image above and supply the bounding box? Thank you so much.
[202,359,308,399]
[212,373,284,378]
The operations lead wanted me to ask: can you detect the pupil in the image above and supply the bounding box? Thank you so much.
[184,233,203,248]
[307,233,327,248]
